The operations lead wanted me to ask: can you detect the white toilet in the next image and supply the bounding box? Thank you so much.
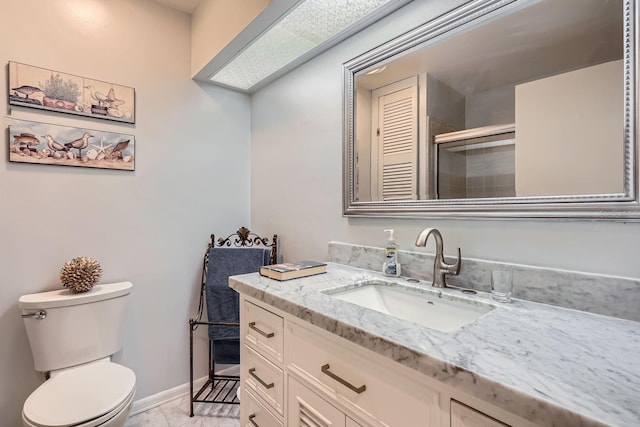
[19,281,136,427]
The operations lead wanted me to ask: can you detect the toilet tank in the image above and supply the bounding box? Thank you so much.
[19,282,132,372]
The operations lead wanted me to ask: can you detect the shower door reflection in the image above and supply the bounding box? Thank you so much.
[436,125,515,200]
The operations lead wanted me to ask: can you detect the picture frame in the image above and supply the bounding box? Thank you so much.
[8,61,136,124]
[9,119,135,171]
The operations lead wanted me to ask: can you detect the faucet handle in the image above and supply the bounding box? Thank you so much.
[445,248,462,276]
[454,248,461,274]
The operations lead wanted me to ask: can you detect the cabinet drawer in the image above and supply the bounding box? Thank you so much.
[244,388,283,427]
[451,400,509,427]
[244,345,284,416]
[243,300,284,364]
[288,322,440,427]
[289,376,346,427]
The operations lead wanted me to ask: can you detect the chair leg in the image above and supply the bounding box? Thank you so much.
[188,321,241,408]
[189,320,194,417]
[209,339,216,382]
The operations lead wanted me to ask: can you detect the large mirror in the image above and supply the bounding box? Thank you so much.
[343,0,640,219]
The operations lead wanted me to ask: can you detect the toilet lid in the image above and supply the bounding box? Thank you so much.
[23,362,136,427]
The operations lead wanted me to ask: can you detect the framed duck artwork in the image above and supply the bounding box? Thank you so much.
[8,61,136,124]
[8,119,135,171]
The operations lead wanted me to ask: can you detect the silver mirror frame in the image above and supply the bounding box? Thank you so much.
[343,0,640,220]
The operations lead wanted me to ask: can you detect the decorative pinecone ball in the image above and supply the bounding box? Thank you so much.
[60,257,103,293]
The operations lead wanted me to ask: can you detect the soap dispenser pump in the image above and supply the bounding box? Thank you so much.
[383,229,401,277]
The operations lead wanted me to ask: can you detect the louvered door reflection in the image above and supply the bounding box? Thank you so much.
[377,85,418,201]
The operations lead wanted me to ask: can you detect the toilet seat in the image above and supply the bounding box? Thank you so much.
[23,362,136,427]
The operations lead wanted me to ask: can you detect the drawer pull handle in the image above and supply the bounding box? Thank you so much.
[321,364,366,394]
[249,321,274,338]
[249,367,274,389]
[249,414,259,427]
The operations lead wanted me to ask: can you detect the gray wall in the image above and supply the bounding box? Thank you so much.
[250,0,640,278]
[0,1,251,424]
[2,0,639,424]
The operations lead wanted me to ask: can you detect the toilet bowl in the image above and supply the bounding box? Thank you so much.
[22,360,136,427]
[19,282,136,427]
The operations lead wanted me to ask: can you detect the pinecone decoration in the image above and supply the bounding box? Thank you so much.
[60,257,103,293]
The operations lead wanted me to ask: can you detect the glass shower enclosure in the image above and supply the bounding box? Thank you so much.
[435,124,515,199]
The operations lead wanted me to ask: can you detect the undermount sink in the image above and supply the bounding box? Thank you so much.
[323,281,494,332]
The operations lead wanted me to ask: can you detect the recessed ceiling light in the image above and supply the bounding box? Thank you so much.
[365,65,387,75]
[207,0,410,92]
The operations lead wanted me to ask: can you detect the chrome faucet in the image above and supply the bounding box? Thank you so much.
[415,228,461,288]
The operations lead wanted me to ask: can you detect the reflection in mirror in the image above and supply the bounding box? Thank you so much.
[346,0,634,217]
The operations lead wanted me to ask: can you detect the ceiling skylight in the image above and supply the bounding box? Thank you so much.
[208,0,409,92]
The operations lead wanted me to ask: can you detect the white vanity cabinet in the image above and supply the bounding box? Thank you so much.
[451,401,508,427]
[243,300,284,364]
[239,295,534,427]
[245,388,283,427]
[241,300,286,425]
[244,345,284,416]
[289,376,363,427]
[287,321,440,426]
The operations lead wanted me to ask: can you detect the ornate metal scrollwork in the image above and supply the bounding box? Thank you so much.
[209,227,278,265]
[194,226,279,327]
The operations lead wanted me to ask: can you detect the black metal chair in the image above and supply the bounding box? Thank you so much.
[189,227,277,416]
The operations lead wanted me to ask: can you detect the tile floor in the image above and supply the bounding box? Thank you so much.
[124,395,239,427]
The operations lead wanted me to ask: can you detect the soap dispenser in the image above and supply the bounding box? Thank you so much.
[383,229,401,277]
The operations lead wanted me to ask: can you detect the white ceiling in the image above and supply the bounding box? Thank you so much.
[356,0,623,94]
[151,0,201,13]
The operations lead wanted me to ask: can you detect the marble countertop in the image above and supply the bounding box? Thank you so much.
[230,263,640,427]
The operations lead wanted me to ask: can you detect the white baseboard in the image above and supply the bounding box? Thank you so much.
[129,376,208,416]
[129,365,240,416]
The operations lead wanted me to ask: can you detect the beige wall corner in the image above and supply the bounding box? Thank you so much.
[515,60,623,197]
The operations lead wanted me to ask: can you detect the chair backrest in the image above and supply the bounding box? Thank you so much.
[205,226,278,279]
[193,227,278,327]
[205,246,271,340]
[203,228,277,359]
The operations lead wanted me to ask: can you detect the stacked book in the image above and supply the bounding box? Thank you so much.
[260,261,327,281]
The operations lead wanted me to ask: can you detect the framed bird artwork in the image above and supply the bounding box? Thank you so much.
[8,61,136,124]
[8,119,135,171]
